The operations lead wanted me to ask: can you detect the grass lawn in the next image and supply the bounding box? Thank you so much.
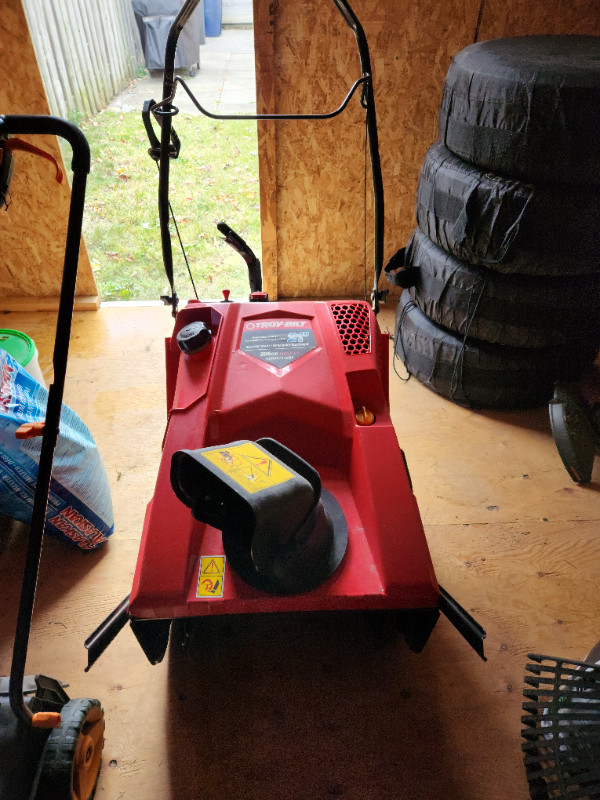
[81,110,261,301]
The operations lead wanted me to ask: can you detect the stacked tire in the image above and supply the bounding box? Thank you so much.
[391,35,600,409]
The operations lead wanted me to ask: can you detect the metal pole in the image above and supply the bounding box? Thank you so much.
[0,115,90,726]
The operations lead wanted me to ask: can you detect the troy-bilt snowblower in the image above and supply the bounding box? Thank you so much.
[85,0,485,669]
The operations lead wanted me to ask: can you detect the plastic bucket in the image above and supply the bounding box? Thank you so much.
[0,329,45,386]
[204,0,222,36]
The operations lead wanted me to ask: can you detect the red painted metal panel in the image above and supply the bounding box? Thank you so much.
[129,300,439,620]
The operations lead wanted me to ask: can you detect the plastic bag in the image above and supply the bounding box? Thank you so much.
[0,349,114,549]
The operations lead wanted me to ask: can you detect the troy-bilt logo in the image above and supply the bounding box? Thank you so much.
[244,320,310,331]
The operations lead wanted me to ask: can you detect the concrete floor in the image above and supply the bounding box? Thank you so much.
[109,26,257,116]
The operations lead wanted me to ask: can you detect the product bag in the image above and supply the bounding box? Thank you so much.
[0,349,114,550]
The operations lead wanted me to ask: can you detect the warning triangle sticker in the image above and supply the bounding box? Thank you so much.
[248,455,272,475]
[202,559,221,574]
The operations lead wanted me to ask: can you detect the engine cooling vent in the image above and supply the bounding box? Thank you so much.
[330,302,371,354]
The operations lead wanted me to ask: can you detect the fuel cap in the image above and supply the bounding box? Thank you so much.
[176,321,211,355]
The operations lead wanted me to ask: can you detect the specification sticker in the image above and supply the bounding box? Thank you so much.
[197,556,226,598]
[201,442,293,494]
[240,319,317,367]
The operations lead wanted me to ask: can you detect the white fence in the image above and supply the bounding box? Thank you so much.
[223,0,253,24]
[22,0,143,119]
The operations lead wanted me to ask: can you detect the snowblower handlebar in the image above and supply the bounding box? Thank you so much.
[152,0,385,315]
[142,99,180,162]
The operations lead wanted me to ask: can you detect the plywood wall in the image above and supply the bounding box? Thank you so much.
[0,0,97,308]
[254,0,600,301]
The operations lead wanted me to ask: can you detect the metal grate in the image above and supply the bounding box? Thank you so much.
[330,302,371,355]
[521,654,600,799]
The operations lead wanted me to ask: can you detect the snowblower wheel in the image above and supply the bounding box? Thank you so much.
[37,698,104,800]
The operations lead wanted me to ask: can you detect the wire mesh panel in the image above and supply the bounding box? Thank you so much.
[522,654,600,799]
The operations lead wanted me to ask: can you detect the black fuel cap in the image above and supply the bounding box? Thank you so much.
[176,321,211,355]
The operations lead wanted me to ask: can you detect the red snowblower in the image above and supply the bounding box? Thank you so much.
[85,0,485,670]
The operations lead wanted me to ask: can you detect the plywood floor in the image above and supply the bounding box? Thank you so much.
[1,304,599,800]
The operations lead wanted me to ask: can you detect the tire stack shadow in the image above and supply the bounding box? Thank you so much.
[389,36,600,409]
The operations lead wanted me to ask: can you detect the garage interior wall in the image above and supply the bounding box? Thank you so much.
[0,0,98,310]
[253,0,600,301]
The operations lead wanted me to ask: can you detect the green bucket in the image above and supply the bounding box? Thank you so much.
[0,329,45,385]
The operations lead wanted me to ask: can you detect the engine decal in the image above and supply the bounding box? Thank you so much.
[240,319,317,366]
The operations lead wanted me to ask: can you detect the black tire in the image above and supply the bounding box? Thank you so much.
[416,141,600,275]
[394,290,598,409]
[37,698,104,800]
[403,228,600,348]
[439,36,600,186]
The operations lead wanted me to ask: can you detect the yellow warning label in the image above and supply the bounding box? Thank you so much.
[197,556,225,598]
[201,443,294,494]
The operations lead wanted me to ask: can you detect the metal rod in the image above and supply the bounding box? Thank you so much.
[329,0,385,310]
[156,0,203,314]
[438,585,487,660]
[330,0,358,32]
[84,595,131,671]
[157,74,369,121]
[161,0,202,105]
[158,95,178,315]
[0,115,90,727]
